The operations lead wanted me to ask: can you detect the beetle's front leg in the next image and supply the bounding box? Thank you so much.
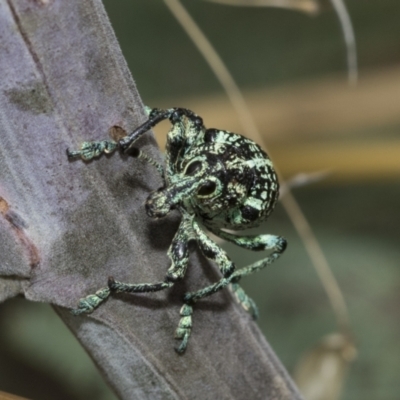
[71,287,111,315]
[67,140,118,161]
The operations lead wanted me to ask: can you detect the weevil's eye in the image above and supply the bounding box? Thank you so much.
[185,161,202,176]
[197,181,216,197]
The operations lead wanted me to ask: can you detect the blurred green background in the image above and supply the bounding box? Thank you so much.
[1,1,399,399]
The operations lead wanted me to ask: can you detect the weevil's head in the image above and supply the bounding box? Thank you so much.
[145,131,280,230]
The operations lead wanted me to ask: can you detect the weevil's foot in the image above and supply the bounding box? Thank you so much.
[245,297,259,320]
[66,148,81,159]
[67,140,118,161]
[144,105,152,116]
[238,291,259,320]
[71,287,111,316]
[108,276,117,290]
[229,283,259,320]
[175,331,190,354]
[174,304,193,354]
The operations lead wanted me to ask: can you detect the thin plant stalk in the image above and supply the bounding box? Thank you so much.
[203,0,320,15]
[329,0,358,85]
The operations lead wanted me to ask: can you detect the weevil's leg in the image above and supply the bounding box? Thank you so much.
[163,212,198,354]
[71,278,174,316]
[209,229,287,274]
[67,107,174,161]
[119,108,175,153]
[71,214,193,316]
[166,212,194,281]
[181,238,285,306]
[192,221,235,278]
[181,230,286,324]
[228,282,259,320]
[206,227,284,252]
[227,234,286,282]
[227,234,286,317]
[67,138,165,180]
[108,278,173,294]
[174,220,235,354]
[99,214,195,296]
[67,140,118,161]
[205,227,287,318]
[71,287,111,315]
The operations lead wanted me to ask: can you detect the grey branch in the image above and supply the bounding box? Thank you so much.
[0,1,303,399]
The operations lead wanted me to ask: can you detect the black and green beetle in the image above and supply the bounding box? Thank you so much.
[67,107,286,354]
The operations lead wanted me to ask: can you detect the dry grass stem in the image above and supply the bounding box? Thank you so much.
[329,0,357,85]
[203,0,320,15]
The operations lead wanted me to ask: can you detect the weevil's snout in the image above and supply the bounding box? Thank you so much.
[145,190,172,218]
[145,176,202,219]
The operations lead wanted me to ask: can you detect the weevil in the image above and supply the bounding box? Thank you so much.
[67,107,286,353]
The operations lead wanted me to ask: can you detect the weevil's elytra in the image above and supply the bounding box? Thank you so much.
[67,107,286,354]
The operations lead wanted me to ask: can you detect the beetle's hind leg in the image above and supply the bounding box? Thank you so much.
[174,229,286,350]
[227,234,286,318]
[205,228,286,318]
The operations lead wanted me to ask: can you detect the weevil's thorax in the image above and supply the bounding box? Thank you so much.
[172,130,280,230]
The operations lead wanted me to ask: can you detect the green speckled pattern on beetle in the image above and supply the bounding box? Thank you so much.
[67,107,287,354]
